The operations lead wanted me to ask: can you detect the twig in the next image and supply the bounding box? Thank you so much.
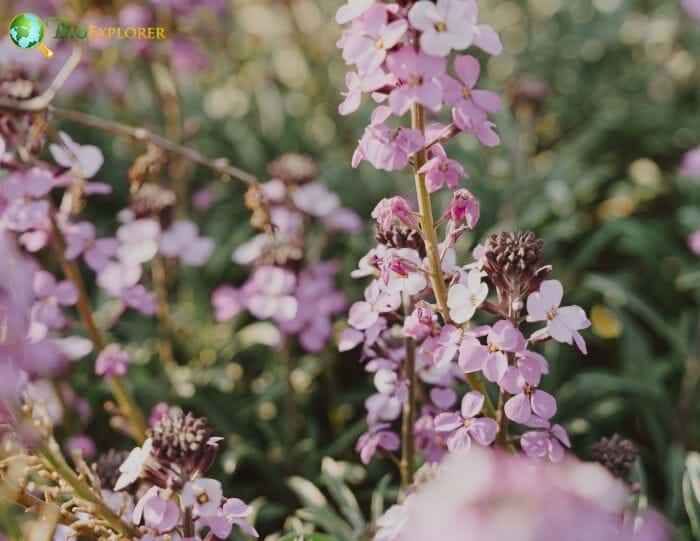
[0,47,82,111]
[48,106,260,187]
[400,331,416,488]
[152,256,177,369]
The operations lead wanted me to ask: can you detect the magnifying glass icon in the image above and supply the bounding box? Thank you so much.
[8,13,54,58]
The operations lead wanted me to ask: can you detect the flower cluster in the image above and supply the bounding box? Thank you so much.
[213,154,359,352]
[335,0,590,468]
[111,408,258,540]
[337,0,503,174]
[374,447,669,541]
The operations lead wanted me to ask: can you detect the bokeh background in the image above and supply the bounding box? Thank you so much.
[2,0,700,539]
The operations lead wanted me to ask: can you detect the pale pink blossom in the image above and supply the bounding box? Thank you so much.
[527,280,590,354]
[500,365,557,424]
[387,47,446,115]
[348,280,401,330]
[521,421,571,462]
[49,131,104,179]
[680,146,700,177]
[117,219,161,266]
[159,220,213,266]
[434,391,498,451]
[419,144,465,192]
[409,0,476,57]
[336,0,375,25]
[342,4,408,74]
[64,221,118,272]
[447,269,487,324]
[339,69,392,115]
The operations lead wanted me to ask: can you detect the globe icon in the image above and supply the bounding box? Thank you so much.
[8,13,53,58]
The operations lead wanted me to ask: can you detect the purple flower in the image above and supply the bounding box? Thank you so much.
[403,301,437,340]
[500,365,557,424]
[198,498,259,539]
[434,391,498,451]
[683,0,700,21]
[526,280,591,354]
[521,422,571,462]
[95,344,130,377]
[29,271,78,339]
[63,221,118,272]
[387,47,445,115]
[159,220,213,266]
[371,196,416,230]
[120,285,158,316]
[365,369,408,423]
[356,423,400,465]
[447,269,488,324]
[65,434,96,459]
[689,230,700,255]
[339,69,393,116]
[445,188,480,228]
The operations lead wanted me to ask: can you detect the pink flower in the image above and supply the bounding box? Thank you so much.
[117,219,161,266]
[95,344,130,377]
[500,365,557,424]
[447,269,488,324]
[342,4,408,74]
[458,320,525,382]
[434,391,498,451]
[403,301,437,340]
[353,108,425,171]
[680,146,700,177]
[0,168,53,233]
[212,285,243,322]
[689,230,700,255]
[419,145,465,193]
[159,220,213,266]
[386,47,446,116]
[29,271,78,338]
[409,0,476,57]
[356,423,400,464]
[339,69,392,116]
[445,55,501,147]
[348,280,401,330]
[683,0,700,21]
[63,221,118,272]
[387,47,446,115]
[198,498,259,539]
[336,0,375,24]
[245,266,298,322]
[526,280,591,354]
[65,434,97,459]
[133,486,180,533]
[49,131,104,179]
[521,422,571,462]
[97,262,142,296]
[120,285,157,316]
[366,369,408,423]
[445,188,480,228]
[371,196,416,229]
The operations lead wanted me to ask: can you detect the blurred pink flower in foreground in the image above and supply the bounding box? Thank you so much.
[680,147,700,177]
[689,230,700,255]
[376,448,669,541]
[683,0,700,20]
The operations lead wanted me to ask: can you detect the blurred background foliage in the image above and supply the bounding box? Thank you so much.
[2,0,700,538]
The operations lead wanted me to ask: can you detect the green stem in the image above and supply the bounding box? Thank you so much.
[409,103,496,420]
[39,442,141,539]
[400,332,416,488]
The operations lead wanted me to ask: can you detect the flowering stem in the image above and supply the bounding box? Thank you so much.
[49,214,148,443]
[152,256,177,369]
[409,103,496,419]
[39,441,141,539]
[400,333,416,488]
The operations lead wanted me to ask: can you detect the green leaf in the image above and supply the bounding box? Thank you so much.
[287,477,328,508]
[296,507,355,541]
[371,475,393,522]
[320,468,365,532]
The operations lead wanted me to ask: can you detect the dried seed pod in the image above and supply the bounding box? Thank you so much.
[93,450,130,492]
[128,144,166,192]
[590,434,638,479]
[375,223,427,259]
[130,182,176,228]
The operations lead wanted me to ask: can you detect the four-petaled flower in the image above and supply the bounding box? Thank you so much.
[409,0,476,57]
[447,269,488,324]
[434,391,498,451]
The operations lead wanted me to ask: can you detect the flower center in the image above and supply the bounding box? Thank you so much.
[546,308,557,321]
[434,21,447,32]
[488,344,499,353]
[409,74,423,87]
[462,86,471,99]
[375,37,384,50]
[197,492,210,505]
